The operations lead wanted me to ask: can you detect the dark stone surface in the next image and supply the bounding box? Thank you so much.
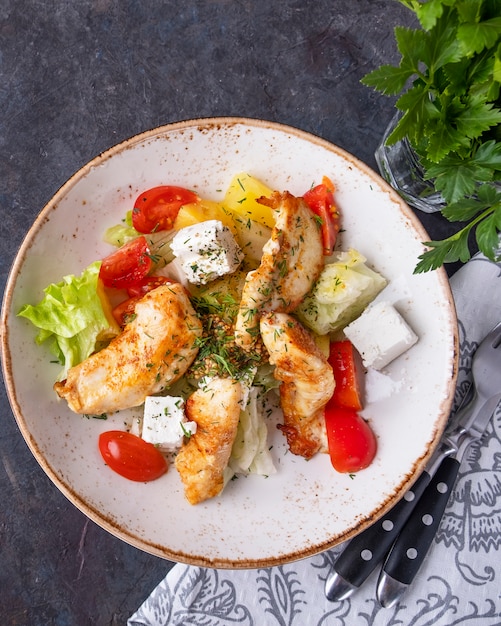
[0,1,458,624]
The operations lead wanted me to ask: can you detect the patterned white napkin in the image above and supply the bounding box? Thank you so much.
[128,253,501,626]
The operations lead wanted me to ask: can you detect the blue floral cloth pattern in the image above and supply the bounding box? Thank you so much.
[129,254,501,626]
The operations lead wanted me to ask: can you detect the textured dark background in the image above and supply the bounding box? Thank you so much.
[0,1,457,624]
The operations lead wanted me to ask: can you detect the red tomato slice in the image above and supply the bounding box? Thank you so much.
[325,406,377,473]
[113,277,175,326]
[99,236,152,289]
[112,295,142,327]
[126,275,173,298]
[132,185,200,233]
[98,431,168,482]
[303,176,340,256]
[328,340,363,410]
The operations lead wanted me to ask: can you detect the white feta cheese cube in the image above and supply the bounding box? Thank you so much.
[171,219,244,285]
[142,396,196,452]
[344,301,418,370]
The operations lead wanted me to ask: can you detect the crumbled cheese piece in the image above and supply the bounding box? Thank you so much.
[142,396,196,452]
[344,301,418,370]
[171,219,244,285]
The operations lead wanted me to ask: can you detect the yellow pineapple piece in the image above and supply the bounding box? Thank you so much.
[223,173,275,229]
[174,200,237,235]
[313,332,330,358]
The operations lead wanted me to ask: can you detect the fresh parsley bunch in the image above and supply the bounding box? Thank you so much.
[362,0,501,272]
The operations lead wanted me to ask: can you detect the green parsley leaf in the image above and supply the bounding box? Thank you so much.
[425,112,469,162]
[421,11,463,72]
[395,26,428,69]
[363,0,501,271]
[391,83,442,145]
[426,158,484,203]
[414,0,446,31]
[455,0,480,25]
[476,206,501,259]
[360,64,414,96]
[427,141,501,203]
[494,49,501,83]
[455,96,501,140]
[415,227,472,273]
[472,139,501,171]
[458,18,501,55]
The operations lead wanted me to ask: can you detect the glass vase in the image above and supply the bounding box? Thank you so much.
[375,112,445,214]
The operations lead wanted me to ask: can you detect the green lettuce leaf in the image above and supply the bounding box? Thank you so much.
[295,249,387,336]
[103,210,140,247]
[17,261,118,380]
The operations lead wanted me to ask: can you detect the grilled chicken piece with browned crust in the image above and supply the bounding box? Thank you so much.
[260,312,335,459]
[175,376,243,504]
[54,284,202,414]
[235,191,323,350]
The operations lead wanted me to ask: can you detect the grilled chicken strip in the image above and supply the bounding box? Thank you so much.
[175,377,243,504]
[235,191,323,350]
[260,312,335,459]
[54,284,202,414]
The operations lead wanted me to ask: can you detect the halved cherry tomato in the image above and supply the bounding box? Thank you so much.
[303,176,340,256]
[324,406,377,473]
[126,275,173,298]
[112,277,175,326]
[328,340,363,410]
[112,296,142,327]
[132,185,200,233]
[98,431,168,482]
[99,236,152,289]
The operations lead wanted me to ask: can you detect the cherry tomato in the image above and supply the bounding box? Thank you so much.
[126,275,173,298]
[132,185,200,233]
[303,176,340,256]
[328,340,363,410]
[98,431,168,482]
[325,406,377,473]
[99,236,152,289]
[112,295,142,327]
[112,277,175,326]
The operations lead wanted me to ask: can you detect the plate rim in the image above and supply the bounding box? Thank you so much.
[0,116,459,568]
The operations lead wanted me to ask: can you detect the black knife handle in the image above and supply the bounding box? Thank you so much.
[380,455,460,585]
[332,470,432,587]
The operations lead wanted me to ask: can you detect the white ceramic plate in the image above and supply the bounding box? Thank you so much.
[1,118,457,568]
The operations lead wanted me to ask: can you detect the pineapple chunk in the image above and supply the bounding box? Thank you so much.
[313,332,330,358]
[223,173,275,229]
[232,217,271,268]
[174,200,237,236]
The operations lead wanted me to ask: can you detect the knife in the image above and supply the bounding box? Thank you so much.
[376,388,501,608]
[324,437,456,601]
[324,387,473,602]
[326,322,501,603]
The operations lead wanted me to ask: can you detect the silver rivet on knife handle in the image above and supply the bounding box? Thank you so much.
[376,455,460,608]
[324,442,452,602]
[377,321,501,608]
